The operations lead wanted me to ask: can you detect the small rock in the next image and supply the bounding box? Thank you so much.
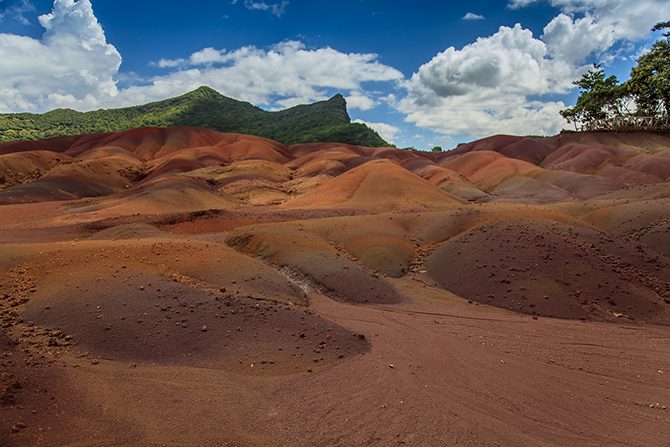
[201,325,209,332]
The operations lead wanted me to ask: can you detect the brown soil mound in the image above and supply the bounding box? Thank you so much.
[537,170,621,199]
[543,143,632,173]
[0,151,73,189]
[0,156,142,204]
[284,159,464,211]
[490,176,571,203]
[624,154,670,180]
[426,219,670,322]
[449,134,528,155]
[440,151,542,191]
[24,277,365,374]
[226,223,406,304]
[71,176,239,218]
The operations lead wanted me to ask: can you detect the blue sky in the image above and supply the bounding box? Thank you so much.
[0,0,667,149]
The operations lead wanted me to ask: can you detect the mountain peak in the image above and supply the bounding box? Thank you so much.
[327,93,346,106]
[183,86,222,99]
[0,88,388,147]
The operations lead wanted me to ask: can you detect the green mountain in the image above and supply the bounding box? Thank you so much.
[0,86,389,147]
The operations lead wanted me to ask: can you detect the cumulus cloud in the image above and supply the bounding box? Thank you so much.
[542,0,670,63]
[353,119,400,144]
[0,0,121,112]
[135,40,402,110]
[414,24,574,97]
[462,12,485,21]
[397,24,576,138]
[508,1,670,64]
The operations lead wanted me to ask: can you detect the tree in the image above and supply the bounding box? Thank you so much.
[627,22,670,122]
[560,65,627,129]
[431,146,443,152]
[653,20,670,37]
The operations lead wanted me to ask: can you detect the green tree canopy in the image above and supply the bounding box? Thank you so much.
[652,20,670,37]
[561,20,670,130]
[628,22,670,120]
[560,65,626,127]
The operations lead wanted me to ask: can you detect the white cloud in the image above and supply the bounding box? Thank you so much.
[507,1,670,64]
[542,0,670,64]
[0,0,35,25]
[413,24,574,97]
[346,92,376,111]
[155,57,184,68]
[462,12,485,21]
[155,46,256,69]
[241,0,288,17]
[353,119,400,144]
[396,24,575,138]
[129,40,403,110]
[0,0,121,112]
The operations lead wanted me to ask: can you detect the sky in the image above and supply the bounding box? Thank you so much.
[0,0,668,149]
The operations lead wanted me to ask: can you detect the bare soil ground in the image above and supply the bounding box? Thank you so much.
[1,128,669,446]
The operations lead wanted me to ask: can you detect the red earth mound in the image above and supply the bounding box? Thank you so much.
[1,127,669,207]
[425,218,670,322]
[284,159,464,211]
